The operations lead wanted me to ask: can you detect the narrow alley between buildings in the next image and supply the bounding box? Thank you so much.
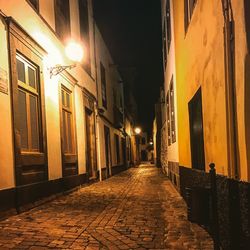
[0,165,212,250]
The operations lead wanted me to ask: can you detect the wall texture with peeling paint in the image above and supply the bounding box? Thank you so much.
[172,0,250,181]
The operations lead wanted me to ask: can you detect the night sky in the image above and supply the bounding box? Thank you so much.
[93,0,164,135]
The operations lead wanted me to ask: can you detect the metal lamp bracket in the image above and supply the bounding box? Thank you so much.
[49,64,76,78]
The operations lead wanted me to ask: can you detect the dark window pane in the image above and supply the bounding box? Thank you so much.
[170,81,176,143]
[79,0,90,73]
[18,90,28,149]
[166,94,171,145]
[66,92,70,108]
[28,67,36,89]
[115,134,120,163]
[30,95,39,150]
[67,112,72,153]
[63,110,68,152]
[28,0,39,11]
[61,90,65,106]
[17,58,26,83]
[163,21,167,66]
[55,0,71,42]
[166,0,172,50]
[142,138,146,145]
[100,62,107,108]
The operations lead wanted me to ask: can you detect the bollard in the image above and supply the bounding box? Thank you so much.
[209,163,220,250]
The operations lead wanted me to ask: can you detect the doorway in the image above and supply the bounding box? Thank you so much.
[188,88,205,170]
[104,125,111,177]
[85,108,97,178]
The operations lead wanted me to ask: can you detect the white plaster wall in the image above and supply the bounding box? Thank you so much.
[162,0,179,163]
[75,85,86,174]
[0,0,97,183]
[43,72,62,180]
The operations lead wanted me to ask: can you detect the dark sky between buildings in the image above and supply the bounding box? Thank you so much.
[93,0,164,135]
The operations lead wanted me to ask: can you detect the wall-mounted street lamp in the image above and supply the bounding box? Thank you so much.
[49,41,84,78]
[134,127,141,135]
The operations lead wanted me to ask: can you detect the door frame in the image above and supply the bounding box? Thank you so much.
[59,73,78,177]
[8,18,48,186]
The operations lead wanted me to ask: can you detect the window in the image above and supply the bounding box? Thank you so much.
[54,0,71,42]
[166,77,176,145]
[100,62,107,108]
[61,87,74,153]
[162,21,167,66]
[27,0,39,11]
[79,0,90,74]
[16,54,41,152]
[170,80,176,142]
[141,137,146,145]
[166,0,171,50]
[115,134,120,164]
[166,92,171,145]
[184,0,197,31]
[162,0,172,67]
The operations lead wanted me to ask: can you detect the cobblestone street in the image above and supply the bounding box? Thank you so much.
[0,165,213,249]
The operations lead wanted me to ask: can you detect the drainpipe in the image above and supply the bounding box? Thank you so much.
[221,0,240,179]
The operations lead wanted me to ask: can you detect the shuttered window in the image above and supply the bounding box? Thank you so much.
[16,54,40,152]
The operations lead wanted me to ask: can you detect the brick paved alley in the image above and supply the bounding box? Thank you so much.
[0,165,213,250]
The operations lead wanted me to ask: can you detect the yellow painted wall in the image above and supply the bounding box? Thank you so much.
[172,0,249,180]
[0,18,15,189]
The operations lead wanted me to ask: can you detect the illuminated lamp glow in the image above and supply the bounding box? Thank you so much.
[134,127,141,135]
[65,41,84,62]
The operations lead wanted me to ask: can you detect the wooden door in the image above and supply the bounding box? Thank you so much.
[8,23,48,186]
[85,108,97,178]
[60,85,78,177]
[121,137,126,165]
[104,125,111,177]
[189,88,205,170]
